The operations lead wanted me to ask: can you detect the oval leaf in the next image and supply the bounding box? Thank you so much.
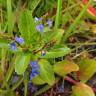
[78,58,96,83]
[38,59,55,85]
[37,46,70,58]
[18,9,36,44]
[32,75,46,85]
[15,53,30,75]
[54,60,79,77]
[72,83,95,96]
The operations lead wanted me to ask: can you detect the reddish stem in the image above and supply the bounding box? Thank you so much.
[92,88,96,93]
[76,71,80,81]
[64,76,96,93]
[64,76,78,85]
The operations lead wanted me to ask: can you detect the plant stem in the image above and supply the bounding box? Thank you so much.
[1,48,7,74]
[24,72,28,96]
[64,76,96,93]
[54,0,62,29]
[64,76,78,85]
[7,0,13,36]
[67,42,96,46]
[2,55,15,88]
[92,88,96,93]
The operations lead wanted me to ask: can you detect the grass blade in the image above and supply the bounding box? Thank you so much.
[28,0,41,13]
[54,0,62,29]
[7,0,12,35]
[63,0,93,42]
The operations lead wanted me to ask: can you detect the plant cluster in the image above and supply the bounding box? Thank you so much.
[0,0,96,96]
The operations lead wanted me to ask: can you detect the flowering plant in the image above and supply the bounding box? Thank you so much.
[0,0,96,96]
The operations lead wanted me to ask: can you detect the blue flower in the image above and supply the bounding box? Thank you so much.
[15,36,24,45]
[30,61,39,69]
[47,20,52,27]
[30,69,39,80]
[10,42,17,51]
[29,61,40,80]
[36,24,44,32]
[34,17,42,22]
[41,50,46,56]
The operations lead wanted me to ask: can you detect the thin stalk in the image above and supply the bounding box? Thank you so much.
[64,76,96,93]
[1,49,7,73]
[31,0,41,13]
[54,0,62,29]
[67,42,96,46]
[7,0,13,36]
[64,76,77,85]
[0,23,1,32]
[0,14,8,88]
[24,72,28,96]
[2,55,16,88]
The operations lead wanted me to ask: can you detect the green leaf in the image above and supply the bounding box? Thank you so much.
[78,58,96,83]
[15,53,30,75]
[28,0,41,13]
[43,29,64,45]
[18,9,36,44]
[39,46,70,58]
[38,59,55,85]
[54,60,79,77]
[32,75,46,85]
[72,83,95,96]
[54,0,62,28]
[0,38,9,48]
[7,0,13,36]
